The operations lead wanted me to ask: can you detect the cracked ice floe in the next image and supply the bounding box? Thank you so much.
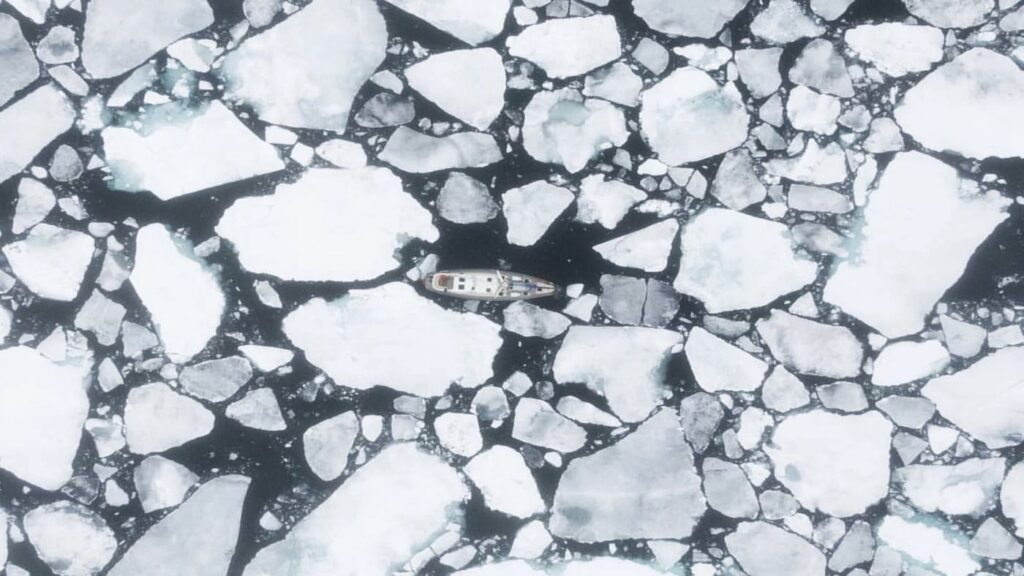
[220,0,385,132]
[0,346,90,490]
[877,515,979,576]
[674,209,817,313]
[553,326,683,423]
[632,0,748,37]
[406,48,505,130]
[896,48,1024,159]
[786,86,839,135]
[766,139,848,185]
[685,327,767,393]
[379,126,503,173]
[438,173,499,224]
[824,152,1009,338]
[593,219,678,273]
[465,445,544,518]
[766,410,893,517]
[503,301,571,339]
[897,457,1005,516]
[381,0,510,45]
[521,88,627,174]
[134,455,199,513]
[756,310,863,379]
[125,382,215,454]
[2,224,94,302]
[726,522,825,576]
[575,175,646,229]
[598,275,678,328]
[549,409,705,542]
[922,346,1024,449]
[0,84,76,186]
[217,168,436,282]
[506,15,620,79]
[131,224,225,362]
[0,14,38,108]
[283,283,502,396]
[24,500,117,576]
[844,23,944,77]
[640,68,749,165]
[107,475,250,576]
[244,443,466,575]
[503,180,575,246]
[872,340,950,386]
[102,101,284,201]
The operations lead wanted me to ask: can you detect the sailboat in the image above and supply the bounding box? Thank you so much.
[422,269,559,301]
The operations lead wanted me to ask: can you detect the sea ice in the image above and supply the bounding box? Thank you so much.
[767,139,848,185]
[787,184,852,213]
[876,515,979,576]
[710,149,767,210]
[872,340,950,386]
[406,48,505,130]
[512,398,587,452]
[434,413,483,457]
[133,455,199,513]
[786,86,840,134]
[734,48,783,98]
[811,0,855,19]
[640,68,749,165]
[283,283,502,396]
[503,301,571,339]
[726,521,826,576]
[903,0,994,28]
[674,209,817,312]
[220,0,386,132]
[521,88,628,173]
[0,14,38,108]
[381,0,511,45]
[575,175,646,229]
[74,291,126,346]
[789,39,854,97]
[506,16,620,78]
[756,311,863,378]
[24,501,117,576]
[0,84,76,186]
[594,219,678,273]
[217,168,437,282]
[179,356,253,402]
[750,0,826,44]
[897,458,1005,516]
[824,152,1009,337]
[703,458,759,519]
[761,366,811,412]
[3,224,94,302]
[583,63,643,107]
[503,180,575,246]
[556,397,621,427]
[131,224,225,362]
[1001,460,1024,536]
[226,388,286,431]
[549,410,706,542]
[464,446,544,518]
[632,0,748,37]
[971,517,1022,559]
[303,411,359,481]
[553,326,683,422]
[102,101,284,200]
[844,23,944,77]
[379,127,503,173]
[125,383,215,454]
[12,178,54,234]
[940,315,987,358]
[876,396,935,429]
[685,327,767,392]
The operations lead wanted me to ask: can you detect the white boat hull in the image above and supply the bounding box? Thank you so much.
[422,269,558,301]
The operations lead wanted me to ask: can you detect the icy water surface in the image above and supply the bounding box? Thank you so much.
[3,0,1024,574]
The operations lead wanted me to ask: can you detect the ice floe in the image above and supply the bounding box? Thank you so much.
[506,16,620,79]
[756,310,863,379]
[381,0,511,45]
[844,23,944,77]
[0,84,76,186]
[503,180,575,246]
[406,48,505,130]
[897,457,1005,516]
[685,327,767,393]
[632,0,748,38]
[575,175,646,229]
[380,127,503,173]
[726,522,825,576]
[125,382,215,454]
[521,88,628,174]
[24,501,117,576]
[593,219,678,273]
[0,14,38,107]
[303,411,358,481]
[134,455,199,513]
[877,515,979,576]
[464,445,544,518]
[3,224,94,302]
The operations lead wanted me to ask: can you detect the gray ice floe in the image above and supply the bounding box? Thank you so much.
[226,388,286,431]
[506,15,621,79]
[521,88,628,173]
[74,290,126,346]
[703,458,759,519]
[179,356,253,402]
[685,327,767,393]
[632,0,748,38]
[756,310,863,379]
[125,382,215,454]
[437,173,500,224]
[903,0,994,28]
[734,48,783,98]
[512,398,586,452]
[303,411,358,481]
[3,224,94,302]
[380,127,503,173]
[726,521,826,576]
[0,14,38,108]
[24,500,117,576]
[710,148,767,210]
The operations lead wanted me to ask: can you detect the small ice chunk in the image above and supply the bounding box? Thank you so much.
[102,101,285,200]
[125,382,215,454]
[633,0,748,38]
[354,92,415,128]
[876,396,935,429]
[506,15,621,78]
[632,38,669,75]
[897,457,1004,516]
[381,0,511,45]
[283,283,502,397]
[12,178,55,234]
[575,175,646,229]
[217,168,437,282]
[0,84,76,186]
[686,327,767,392]
[132,224,224,362]
[0,14,39,107]
[583,62,643,107]
[640,68,749,165]
[679,392,724,453]
[757,311,863,379]
[406,48,505,130]
[766,410,893,517]
[50,145,83,182]
[735,48,783,98]
[703,458,758,519]
[674,209,817,313]
[24,501,117,576]
[464,445,544,517]
[434,413,483,457]
[872,340,950,386]
[220,0,386,132]
[903,0,993,28]
[767,139,848,185]
[876,515,979,576]
[438,173,499,224]
[303,412,358,481]
[550,409,706,542]
[789,39,854,97]
[503,301,571,339]
[226,388,287,431]
[380,127,502,173]
[134,455,199,512]
[594,219,678,273]
[472,386,511,422]
[521,88,628,173]
[824,152,1009,337]
[726,522,826,576]
[786,86,840,134]
[895,49,1024,159]
[512,398,586,452]
[844,23,944,77]
[971,518,1022,559]
[74,290,126,346]
[4,224,93,302]
[939,315,987,358]
[711,149,767,210]
[503,180,574,246]
[238,345,293,372]
[553,326,683,423]
[762,366,810,412]
[750,0,826,45]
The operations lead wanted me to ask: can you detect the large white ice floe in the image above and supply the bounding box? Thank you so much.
[220,0,386,132]
[379,127,503,173]
[633,0,748,37]
[506,16,621,79]
[902,0,994,28]
[872,340,950,386]
[789,39,853,97]
[766,410,893,517]
[0,13,38,108]
[283,283,502,396]
[844,23,944,77]
[521,88,628,174]
[896,49,1024,159]
[549,409,706,542]
[726,521,826,576]
[465,445,544,518]
[0,84,76,186]
[134,455,199,513]
[593,219,678,273]
[217,168,437,282]
[553,326,683,423]
[406,48,505,130]
[640,68,749,165]
[877,515,979,576]
[81,0,213,79]
[685,327,768,393]
[750,0,826,44]
[0,346,90,490]
[303,411,359,481]
[674,209,817,313]
[503,180,575,246]
[1002,461,1024,536]
[102,102,284,201]
[244,443,466,575]
[24,500,117,576]
[824,152,1009,338]
[575,175,646,229]
[125,382,215,454]
[107,475,250,576]
[2,224,94,302]
[381,0,511,45]
[922,346,1024,449]
[756,310,863,379]
[897,457,1005,516]
[131,224,225,363]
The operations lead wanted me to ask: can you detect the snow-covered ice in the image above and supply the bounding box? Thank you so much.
[512,398,586,452]
[575,175,646,229]
[844,23,944,77]
[226,388,287,431]
[3,224,94,302]
[381,0,510,45]
[125,383,215,454]
[685,327,767,393]
[903,0,994,28]
[897,458,1005,516]
[303,411,359,481]
[506,16,620,79]
[877,515,979,576]
[133,455,199,513]
[379,127,503,173]
[0,14,38,107]
[503,180,575,246]
[710,149,767,210]
[0,84,76,186]
[24,501,116,576]
[756,310,863,379]
[179,356,253,402]
[593,219,678,273]
[726,521,825,576]
[521,88,628,174]
[503,301,571,339]
[464,445,544,518]
[872,340,950,386]
[632,0,748,38]
[407,49,505,130]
